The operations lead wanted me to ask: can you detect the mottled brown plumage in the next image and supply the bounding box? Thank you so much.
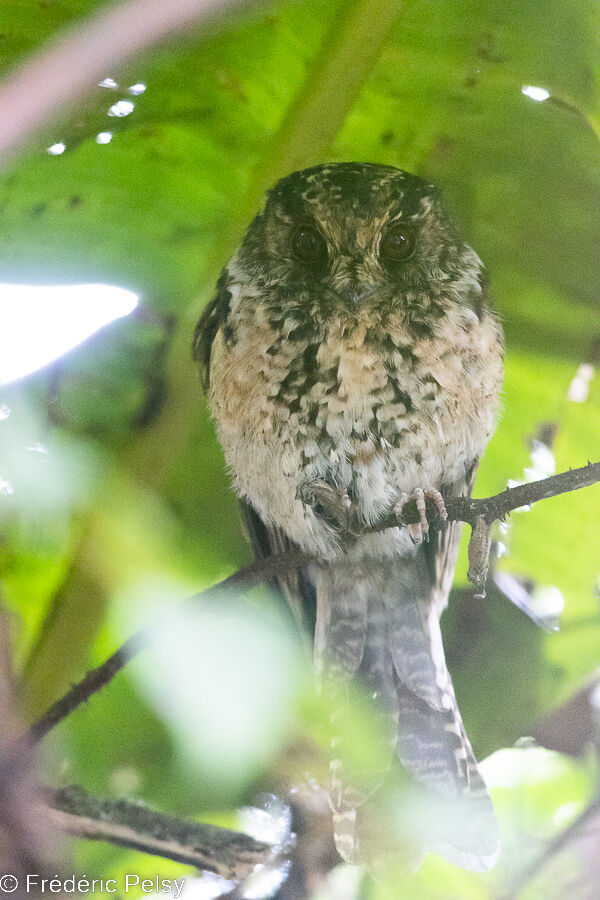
[194,163,504,870]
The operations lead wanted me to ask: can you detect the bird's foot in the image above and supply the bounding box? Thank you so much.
[394,487,448,544]
[298,480,353,534]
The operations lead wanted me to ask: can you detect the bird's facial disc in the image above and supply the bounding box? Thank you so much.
[237,163,483,317]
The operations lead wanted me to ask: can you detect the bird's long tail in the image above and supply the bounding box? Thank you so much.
[314,555,499,872]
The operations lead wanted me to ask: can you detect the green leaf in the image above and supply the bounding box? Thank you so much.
[0,0,598,889]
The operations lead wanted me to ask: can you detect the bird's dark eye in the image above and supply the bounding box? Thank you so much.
[379,223,416,261]
[291,226,327,263]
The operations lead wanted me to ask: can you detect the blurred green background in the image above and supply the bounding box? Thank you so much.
[0,0,598,896]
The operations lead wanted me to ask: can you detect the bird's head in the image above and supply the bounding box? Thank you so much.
[232,162,486,327]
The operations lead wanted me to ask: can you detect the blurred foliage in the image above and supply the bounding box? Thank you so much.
[0,0,599,896]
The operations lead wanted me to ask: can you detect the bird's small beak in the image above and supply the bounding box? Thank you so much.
[331,260,379,305]
[349,283,377,305]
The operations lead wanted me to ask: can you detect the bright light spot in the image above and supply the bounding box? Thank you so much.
[238,798,291,898]
[240,796,291,846]
[530,584,564,619]
[524,439,555,481]
[109,765,141,795]
[107,100,134,118]
[568,363,595,402]
[128,83,146,95]
[522,85,550,102]
[0,283,139,385]
[0,478,14,496]
[589,680,600,710]
[553,801,581,828]
[481,747,569,788]
[96,131,113,145]
[0,405,10,421]
[496,540,509,558]
[47,142,65,156]
[504,435,556,525]
[98,77,118,89]
[242,862,290,900]
[579,363,595,380]
[26,442,48,455]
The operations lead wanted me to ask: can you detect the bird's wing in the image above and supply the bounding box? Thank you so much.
[240,500,317,637]
[193,282,317,635]
[423,464,479,616]
[192,273,232,389]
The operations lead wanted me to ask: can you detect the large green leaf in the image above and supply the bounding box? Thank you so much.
[0,0,598,894]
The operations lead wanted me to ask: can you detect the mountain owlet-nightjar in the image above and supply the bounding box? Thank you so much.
[193,163,504,871]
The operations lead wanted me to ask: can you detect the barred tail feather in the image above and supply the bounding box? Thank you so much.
[317,559,499,872]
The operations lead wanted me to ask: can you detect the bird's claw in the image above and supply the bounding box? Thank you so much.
[298,480,353,534]
[393,487,448,544]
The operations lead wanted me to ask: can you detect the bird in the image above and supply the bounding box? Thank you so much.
[193,162,504,871]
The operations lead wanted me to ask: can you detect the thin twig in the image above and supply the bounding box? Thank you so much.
[500,794,600,898]
[0,601,51,878]
[41,784,274,880]
[25,462,600,746]
[362,460,600,533]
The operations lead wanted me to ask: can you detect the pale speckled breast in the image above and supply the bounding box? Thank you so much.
[209,299,503,556]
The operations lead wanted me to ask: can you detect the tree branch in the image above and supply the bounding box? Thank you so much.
[40,785,274,881]
[25,462,600,745]
[361,460,600,533]
[499,793,600,898]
